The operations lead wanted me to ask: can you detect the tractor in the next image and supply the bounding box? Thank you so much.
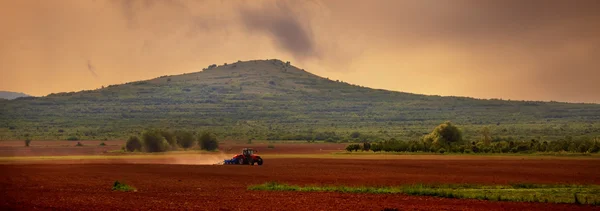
[222,148,263,165]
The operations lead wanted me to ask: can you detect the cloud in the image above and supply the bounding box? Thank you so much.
[238,1,316,60]
[87,60,98,78]
[1,0,599,102]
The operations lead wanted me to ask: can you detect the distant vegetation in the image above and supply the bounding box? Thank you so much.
[124,129,217,152]
[198,131,219,151]
[249,182,600,205]
[346,122,600,154]
[125,136,142,152]
[1,59,599,148]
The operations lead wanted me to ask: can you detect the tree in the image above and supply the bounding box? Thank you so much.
[424,121,463,150]
[345,144,361,152]
[125,136,142,152]
[350,131,361,139]
[363,142,371,151]
[175,131,195,149]
[142,129,169,152]
[481,126,491,146]
[160,130,177,148]
[198,131,218,151]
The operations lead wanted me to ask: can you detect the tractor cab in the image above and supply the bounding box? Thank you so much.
[242,148,255,157]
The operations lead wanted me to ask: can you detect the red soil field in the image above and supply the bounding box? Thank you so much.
[2,157,600,210]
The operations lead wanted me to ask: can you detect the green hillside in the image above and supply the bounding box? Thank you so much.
[1,59,599,141]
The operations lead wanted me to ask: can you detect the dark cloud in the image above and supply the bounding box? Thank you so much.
[239,1,316,60]
[87,60,98,78]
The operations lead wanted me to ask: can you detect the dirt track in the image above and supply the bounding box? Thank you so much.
[2,158,600,210]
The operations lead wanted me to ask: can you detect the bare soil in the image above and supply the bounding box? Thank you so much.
[2,157,600,210]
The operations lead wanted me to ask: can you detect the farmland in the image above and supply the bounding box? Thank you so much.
[1,141,600,210]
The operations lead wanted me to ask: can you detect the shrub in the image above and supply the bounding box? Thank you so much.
[125,136,142,152]
[588,143,600,153]
[345,144,361,152]
[25,139,31,147]
[363,142,371,151]
[267,144,275,149]
[142,129,169,152]
[438,148,446,154]
[112,181,136,192]
[75,142,84,147]
[67,136,79,141]
[424,121,463,148]
[198,132,218,151]
[350,131,361,139]
[99,142,106,146]
[464,149,472,154]
[174,131,195,149]
[371,143,382,152]
[160,130,177,148]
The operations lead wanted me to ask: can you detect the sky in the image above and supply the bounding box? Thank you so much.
[1,0,599,103]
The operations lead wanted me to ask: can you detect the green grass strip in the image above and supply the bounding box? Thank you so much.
[248,182,600,205]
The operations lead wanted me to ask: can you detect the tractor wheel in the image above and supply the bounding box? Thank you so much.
[257,158,263,166]
[250,160,254,165]
[237,158,244,165]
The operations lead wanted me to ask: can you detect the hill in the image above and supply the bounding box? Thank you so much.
[1,59,599,141]
[0,91,30,100]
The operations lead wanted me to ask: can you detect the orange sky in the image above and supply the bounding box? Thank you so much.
[1,0,599,103]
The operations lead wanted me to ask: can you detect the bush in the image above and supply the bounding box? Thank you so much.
[160,130,177,148]
[371,143,382,152]
[142,129,169,152]
[198,132,218,151]
[267,144,275,149]
[350,131,361,139]
[67,136,79,141]
[99,142,106,146]
[75,142,84,147]
[464,149,472,154]
[174,131,195,149]
[25,139,31,147]
[112,181,136,192]
[424,121,463,148]
[345,144,361,152]
[438,148,446,154]
[125,136,142,152]
[363,142,371,151]
[588,142,600,153]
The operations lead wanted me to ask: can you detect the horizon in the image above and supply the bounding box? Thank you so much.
[1,0,599,103]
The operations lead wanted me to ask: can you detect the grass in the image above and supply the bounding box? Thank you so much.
[248,182,600,205]
[112,180,136,192]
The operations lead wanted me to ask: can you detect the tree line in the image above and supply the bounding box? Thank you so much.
[125,129,218,152]
[346,121,600,154]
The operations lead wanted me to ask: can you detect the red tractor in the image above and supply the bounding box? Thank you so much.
[223,148,263,165]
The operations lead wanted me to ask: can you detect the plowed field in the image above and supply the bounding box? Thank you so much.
[2,157,600,210]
